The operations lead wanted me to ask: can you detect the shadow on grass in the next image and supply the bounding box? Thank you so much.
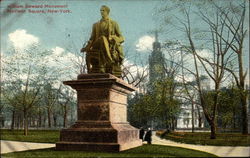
[2,144,217,157]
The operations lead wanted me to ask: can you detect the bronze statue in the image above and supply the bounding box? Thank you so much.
[81,5,124,77]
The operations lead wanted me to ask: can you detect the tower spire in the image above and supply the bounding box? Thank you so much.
[153,30,161,51]
[155,30,158,42]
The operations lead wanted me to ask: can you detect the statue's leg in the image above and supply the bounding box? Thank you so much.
[86,54,91,73]
[98,50,105,73]
[100,36,113,63]
[91,36,115,74]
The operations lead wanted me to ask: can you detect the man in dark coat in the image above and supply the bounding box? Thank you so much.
[139,127,145,140]
[144,128,152,144]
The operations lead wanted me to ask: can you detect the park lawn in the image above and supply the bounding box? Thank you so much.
[2,129,249,146]
[2,144,217,157]
[1,129,217,157]
[1,129,59,143]
[156,130,250,146]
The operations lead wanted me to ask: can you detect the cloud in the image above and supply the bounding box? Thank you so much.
[175,74,194,83]
[123,59,149,83]
[52,47,64,55]
[44,47,77,68]
[196,49,213,59]
[136,35,155,52]
[123,60,147,74]
[8,29,39,50]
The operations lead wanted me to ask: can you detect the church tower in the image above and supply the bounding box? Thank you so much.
[148,31,165,88]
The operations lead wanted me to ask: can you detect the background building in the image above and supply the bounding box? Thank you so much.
[148,31,165,88]
[148,33,206,130]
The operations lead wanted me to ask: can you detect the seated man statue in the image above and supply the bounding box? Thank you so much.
[81,5,124,78]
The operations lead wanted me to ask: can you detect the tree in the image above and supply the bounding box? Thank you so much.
[184,7,231,139]
[128,93,154,128]
[42,83,60,128]
[58,87,76,128]
[2,44,61,132]
[207,0,249,134]
[3,67,41,135]
[217,86,242,131]
[156,0,248,139]
[194,0,248,134]
[128,76,181,130]
[2,83,22,130]
[163,40,205,132]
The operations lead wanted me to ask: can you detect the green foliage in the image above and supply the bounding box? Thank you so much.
[157,131,250,146]
[201,86,243,131]
[217,87,242,131]
[2,145,217,157]
[128,93,156,128]
[1,129,59,143]
[128,78,181,129]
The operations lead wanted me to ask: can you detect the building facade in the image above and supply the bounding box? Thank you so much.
[148,32,165,88]
[148,33,205,130]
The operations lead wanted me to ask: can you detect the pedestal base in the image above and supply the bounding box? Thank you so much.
[56,122,142,152]
[56,74,142,152]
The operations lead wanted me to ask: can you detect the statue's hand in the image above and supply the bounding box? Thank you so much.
[81,41,93,53]
[81,43,92,53]
[109,35,116,42]
[81,47,86,53]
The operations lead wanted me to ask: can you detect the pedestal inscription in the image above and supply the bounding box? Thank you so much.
[56,73,142,152]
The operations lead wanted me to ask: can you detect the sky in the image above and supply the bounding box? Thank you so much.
[1,0,159,58]
[1,0,249,86]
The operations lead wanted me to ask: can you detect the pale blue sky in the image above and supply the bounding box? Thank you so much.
[1,0,249,82]
[1,0,159,58]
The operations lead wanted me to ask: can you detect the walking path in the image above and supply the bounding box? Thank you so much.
[1,134,249,157]
[152,134,250,157]
[0,140,55,154]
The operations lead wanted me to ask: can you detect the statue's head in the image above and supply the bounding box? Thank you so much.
[100,5,110,18]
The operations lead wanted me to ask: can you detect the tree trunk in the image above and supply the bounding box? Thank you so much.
[63,105,68,128]
[196,105,202,128]
[43,116,46,127]
[38,111,42,128]
[23,110,28,136]
[198,118,202,128]
[11,110,15,130]
[238,51,248,134]
[20,115,23,129]
[210,120,216,139]
[171,118,175,131]
[16,115,20,130]
[191,102,194,133]
[47,108,51,128]
[241,94,248,134]
[53,114,57,127]
[233,109,236,130]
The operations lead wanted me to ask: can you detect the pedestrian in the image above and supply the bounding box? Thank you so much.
[144,128,152,144]
[139,127,145,140]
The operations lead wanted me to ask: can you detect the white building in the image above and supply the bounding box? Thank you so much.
[176,77,210,129]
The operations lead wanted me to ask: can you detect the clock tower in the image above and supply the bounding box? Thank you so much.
[148,31,165,89]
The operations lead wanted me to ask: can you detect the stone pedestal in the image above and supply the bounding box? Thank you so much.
[56,74,142,152]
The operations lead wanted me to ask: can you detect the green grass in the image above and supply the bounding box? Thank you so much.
[2,144,217,157]
[1,129,59,143]
[157,130,250,146]
[1,129,217,157]
[3,129,249,146]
